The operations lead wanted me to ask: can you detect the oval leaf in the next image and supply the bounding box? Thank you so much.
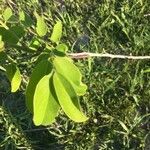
[0,27,19,44]
[6,64,21,92]
[35,13,47,37]
[53,73,88,122]
[56,43,68,53]
[33,74,60,126]
[53,56,87,95]
[3,7,13,21]
[56,73,80,109]
[50,21,62,43]
[26,60,52,112]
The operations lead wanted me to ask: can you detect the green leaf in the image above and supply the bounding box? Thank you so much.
[29,38,41,51]
[56,73,80,109]
[10,26,25,39]
[0,27,19,44]
[19,11,33,27]
[33,74,60,126]
[3,7,13,21]
[53,56,87,95]
[35,13,47,37]
[0,26,24,45]
[7,15,18,23]
[6,64,21,92]
[26,60,52,112]
[19,11,25,21]
[50,21,62,43]
[53,73,88,122]
[56,44,68,53]
[35,53,50,65]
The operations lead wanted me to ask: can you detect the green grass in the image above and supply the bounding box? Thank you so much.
[0,0,150,149]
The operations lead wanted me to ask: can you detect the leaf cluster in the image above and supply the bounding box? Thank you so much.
[0,8,88,126]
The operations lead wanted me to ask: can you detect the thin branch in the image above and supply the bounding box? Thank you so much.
[144,13,150,17]
[68,52,150,60]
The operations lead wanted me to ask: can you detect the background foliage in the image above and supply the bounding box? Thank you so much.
[0,0,150,149]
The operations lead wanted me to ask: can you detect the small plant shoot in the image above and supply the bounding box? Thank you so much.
[0,10,88,126]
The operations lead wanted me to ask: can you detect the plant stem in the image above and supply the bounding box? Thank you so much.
[68,52,150,60]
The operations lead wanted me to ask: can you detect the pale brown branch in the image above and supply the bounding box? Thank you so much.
[68,52,150,60]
